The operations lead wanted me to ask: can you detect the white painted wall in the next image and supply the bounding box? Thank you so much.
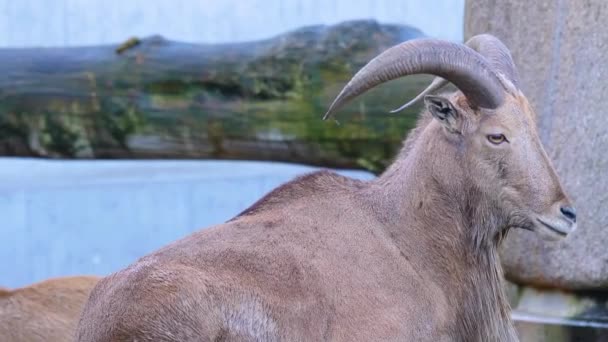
[0,158,374,287]
[0,0,464,47]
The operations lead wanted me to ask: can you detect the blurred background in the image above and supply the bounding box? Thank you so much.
[0,0,464,46]
[0,0,606,341]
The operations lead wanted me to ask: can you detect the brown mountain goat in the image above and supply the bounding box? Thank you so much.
[74,34,576,341]
[1,276,99,342]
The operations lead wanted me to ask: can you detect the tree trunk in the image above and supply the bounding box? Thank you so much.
[0,20,429,173]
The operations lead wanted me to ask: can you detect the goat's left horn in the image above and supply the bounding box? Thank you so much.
[390,34,519,114]
[323,38,506,120]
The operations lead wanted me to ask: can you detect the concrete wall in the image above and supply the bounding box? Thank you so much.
[465,0,608,289]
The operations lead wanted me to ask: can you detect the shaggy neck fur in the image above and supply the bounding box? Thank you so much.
[363,113,518,342]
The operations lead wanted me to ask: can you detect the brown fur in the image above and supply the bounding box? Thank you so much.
[0,276,100,342]
[75,87,574,341]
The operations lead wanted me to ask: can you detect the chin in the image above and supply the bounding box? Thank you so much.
[532,223,575,242]
[533,218,576,241]
[534,226,569,242]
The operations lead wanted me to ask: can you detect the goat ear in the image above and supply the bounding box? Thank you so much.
[424,95,461,133]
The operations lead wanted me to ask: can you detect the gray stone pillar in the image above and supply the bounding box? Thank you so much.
[465,0,607,289]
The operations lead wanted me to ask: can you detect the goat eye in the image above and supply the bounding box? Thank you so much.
[487,134,507,145]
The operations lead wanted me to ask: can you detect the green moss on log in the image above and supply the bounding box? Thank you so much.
[0,20,429,173]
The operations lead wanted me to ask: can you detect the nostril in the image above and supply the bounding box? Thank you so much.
[560,206,577,223]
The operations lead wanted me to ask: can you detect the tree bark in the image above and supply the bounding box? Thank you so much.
[0,20,429,173]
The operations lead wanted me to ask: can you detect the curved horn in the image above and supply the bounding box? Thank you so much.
[323,38,505,120]
[465,34,519,87]
[390,34,518,113]
[389,77,448,113]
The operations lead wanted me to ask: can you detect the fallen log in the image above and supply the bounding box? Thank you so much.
[0,20,430,173]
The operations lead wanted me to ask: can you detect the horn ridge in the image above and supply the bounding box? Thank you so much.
[323,38,505,121]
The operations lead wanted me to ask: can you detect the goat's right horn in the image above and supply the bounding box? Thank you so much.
[323,38,506,120]
[389,76,448,113]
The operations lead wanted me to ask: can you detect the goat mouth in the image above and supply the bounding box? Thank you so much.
[536,218,569,237]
